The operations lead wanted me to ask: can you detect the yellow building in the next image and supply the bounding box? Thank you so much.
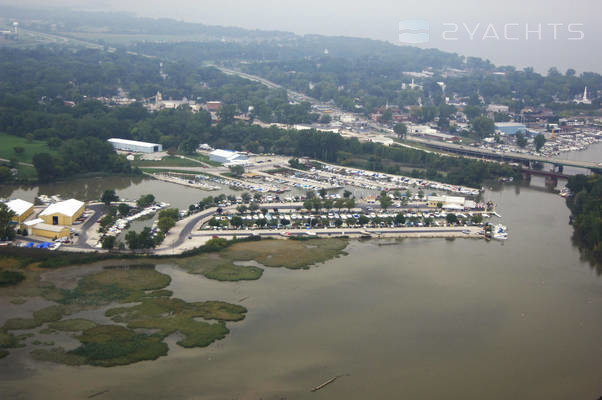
[31,223,70,239]
[5,199,34,227]
[39,199,85,226]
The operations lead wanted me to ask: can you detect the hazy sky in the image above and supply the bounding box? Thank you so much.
[7,0,602,73]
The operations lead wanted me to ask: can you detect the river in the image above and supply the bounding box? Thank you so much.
[0,146,600,399]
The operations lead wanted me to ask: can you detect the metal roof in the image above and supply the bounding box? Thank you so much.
[40,199,84,217]
[4,199,33,216]
[108,138,160,147]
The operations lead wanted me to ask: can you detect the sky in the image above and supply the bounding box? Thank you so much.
[6,0,602,73]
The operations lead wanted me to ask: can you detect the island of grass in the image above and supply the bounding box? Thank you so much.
[174,237,348,280]
[2,266,247,367]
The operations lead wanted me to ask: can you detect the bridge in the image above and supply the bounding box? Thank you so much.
[408,137,602,172]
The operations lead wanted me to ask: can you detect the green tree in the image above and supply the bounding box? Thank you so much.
[229,164,245,177]
[101,190,119,206]
[118,203,131,217]
[101,235,116,250]
[157,216,176,234]
[0,203,17,241]
[534,133,546,152]
[393,122,408,139]
[379,193,393,210]
[136,194,155,208]
[231,216,244,228]
[358,215,370,226]
[446,213,459,224]
[516,133,527,148]
[472,116,495,138]
[217,104,237,124]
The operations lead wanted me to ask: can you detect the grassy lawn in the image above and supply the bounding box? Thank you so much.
[189,153,222,167]
[133,156,203,168]
[0,133,54,163]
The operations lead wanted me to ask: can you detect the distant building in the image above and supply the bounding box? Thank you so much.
[108,138,162,153]
[205,101,222,112]
[209,149,248,164]
[427,195,475,210]
[39,199,85,226]
[487,104,510,113]
[495,122,527,135]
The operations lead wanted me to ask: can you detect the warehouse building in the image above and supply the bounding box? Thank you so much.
[28,221,70,239]
[4,199,34,227]
[495,122,527,136]
[39,199,85,226]
[209,149,248,165]
[108,138,162,153]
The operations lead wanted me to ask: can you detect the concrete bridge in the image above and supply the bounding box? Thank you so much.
[409,137,602,173]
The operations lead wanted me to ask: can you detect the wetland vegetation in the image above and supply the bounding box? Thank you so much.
[0,237,349,366]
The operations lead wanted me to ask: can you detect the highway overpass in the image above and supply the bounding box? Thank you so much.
[408,137,601,172]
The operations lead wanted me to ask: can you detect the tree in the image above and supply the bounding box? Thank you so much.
[319,188,327,198]
[241,192,251,203]
[101,189,119,206]
[380,109,393,123]
[125,228,152,250]
[157,216,176,234]
[208,217,221,227]
[446,213,458,224]
[343,190,352,199]
[101,235,116,250]
[393,123,408,139]
[394,213,406,225]
[379,193,393,210]
[231,216,244,228]
[417,189,424,200]
[118,203,131,217]
[345,198,356,210]
[0,203,16,241]
[0,166,12,183]
[358,215,370,226]
[334,198,346,211]
[516,132,527,148]
[534,133,546,152]
[13,146,25,154]
[471,214,483,224]
[464,105,482,120]
[237,205,247,214]
[136,194,155,208]
[217,104,237,124]
[472,116,495,138]
[32,153,58,183]
[229,164,245,177]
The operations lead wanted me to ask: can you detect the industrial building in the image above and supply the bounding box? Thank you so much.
[39,199,85,226]
[108,138,163,153]
[209,149,248,165]
[28,222,70,239]
[495,122,528,135]
[427,195,472,210]
[4,199,34,227]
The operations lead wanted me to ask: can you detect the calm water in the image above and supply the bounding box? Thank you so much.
[0,147,601,399]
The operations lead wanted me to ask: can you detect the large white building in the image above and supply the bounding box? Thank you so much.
[108,138,162,153]
[209,149,248,165]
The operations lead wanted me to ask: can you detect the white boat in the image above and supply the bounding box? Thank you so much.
[492,224,508,240]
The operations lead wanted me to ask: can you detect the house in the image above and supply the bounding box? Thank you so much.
[4,199,34,227]
[39,199,85,226]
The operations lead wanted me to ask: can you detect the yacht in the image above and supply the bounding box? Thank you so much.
[492,224,508,240]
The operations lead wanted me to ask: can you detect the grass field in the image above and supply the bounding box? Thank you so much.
[0,133,54,163]
[133,156,203,168]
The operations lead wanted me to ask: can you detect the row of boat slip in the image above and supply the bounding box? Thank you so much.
[36,194,63,204]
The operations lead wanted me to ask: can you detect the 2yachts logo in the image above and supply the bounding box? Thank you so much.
[399,21,585,44]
